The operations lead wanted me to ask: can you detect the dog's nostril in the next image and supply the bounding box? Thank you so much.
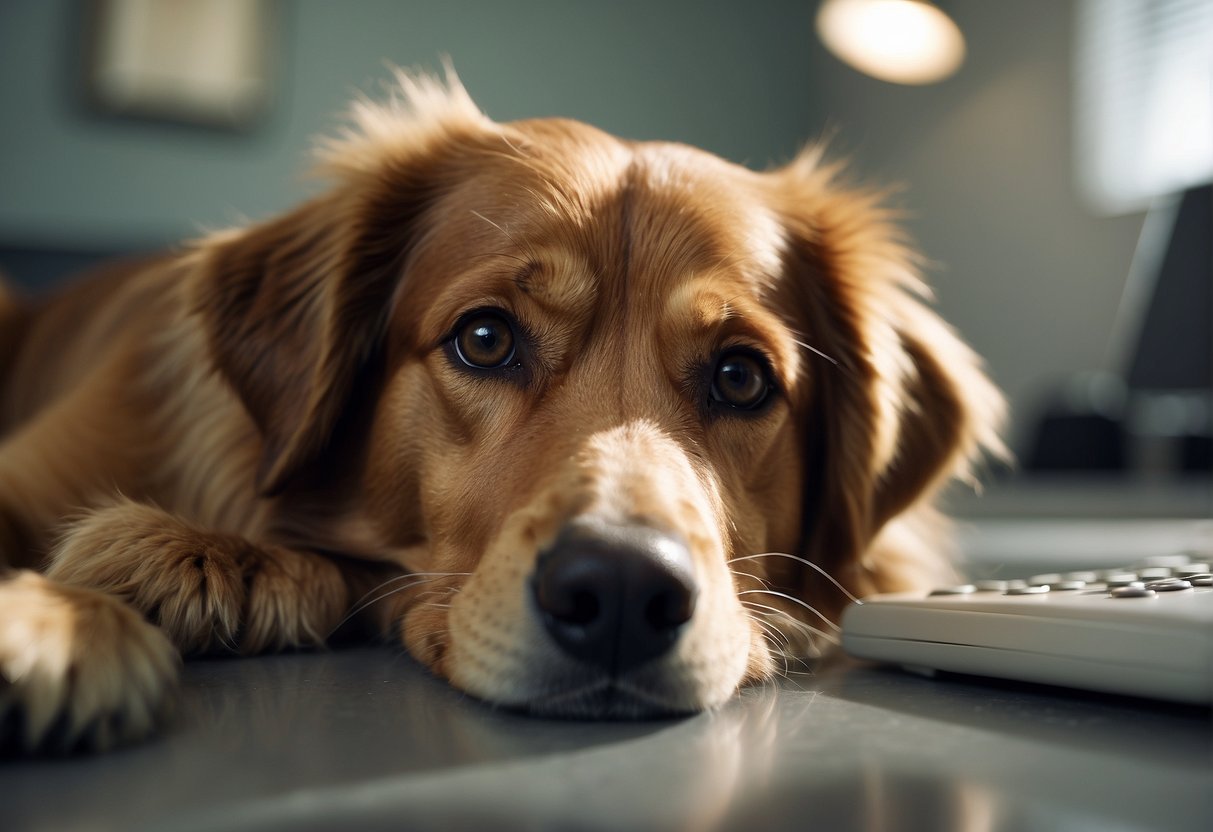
[532,519,697,676]
[646,588,694,631]
[534,562,607,627]
[565,590,600,626]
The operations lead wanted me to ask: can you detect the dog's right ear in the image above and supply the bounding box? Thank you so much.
[0,273,29,391]
[192,70,489,496]
[765,149,1007,618]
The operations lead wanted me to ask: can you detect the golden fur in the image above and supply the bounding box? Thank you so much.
[0,70,1003,751]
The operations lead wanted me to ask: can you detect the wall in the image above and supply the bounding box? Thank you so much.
[0,0,816,245]
[0,0,1145,453]
[801,0,1146,447]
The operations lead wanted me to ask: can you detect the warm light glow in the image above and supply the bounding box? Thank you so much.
[816,0,966,85]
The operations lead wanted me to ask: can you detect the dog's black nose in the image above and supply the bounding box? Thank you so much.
[531,519,698,676]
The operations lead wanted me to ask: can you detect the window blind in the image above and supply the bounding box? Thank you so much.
[1075,0,1213,214]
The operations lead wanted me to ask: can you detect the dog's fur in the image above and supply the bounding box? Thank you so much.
[0,71,1003,751]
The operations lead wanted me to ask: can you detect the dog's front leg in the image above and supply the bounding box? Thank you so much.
[0,571,179,751]
[0,407,186,750]
[46,499,359,656]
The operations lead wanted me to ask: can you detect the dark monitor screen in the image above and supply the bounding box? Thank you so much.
[1126,183,1212,392]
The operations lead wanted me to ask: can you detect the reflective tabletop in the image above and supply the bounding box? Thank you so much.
[2,646,1209,831]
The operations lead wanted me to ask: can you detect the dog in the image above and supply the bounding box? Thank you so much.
[0,69,1004,752]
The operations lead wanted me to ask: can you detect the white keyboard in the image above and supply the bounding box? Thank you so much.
[841,554,1213,705]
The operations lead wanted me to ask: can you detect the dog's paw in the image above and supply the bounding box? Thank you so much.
[238,544,347,652]
[120,542,346,655]
[46,502,247,654]
[118,538,249,655]
[48,501,350,655]
[0,571,180,753]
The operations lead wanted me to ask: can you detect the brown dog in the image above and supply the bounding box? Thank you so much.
[0,71,1003,751]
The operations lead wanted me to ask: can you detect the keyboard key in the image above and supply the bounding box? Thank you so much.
[1062,571,1099,583]
[1105,573,1142,588]
[1029,573,1063,586]
[1191,576,1213,587]
[930,585,977,596]
[1175,564,1210,578]
[1110,586,1156,598]
[974,580,1012,592]
[1006,585,1050,595]
[1049,580,1086,591]
[1138,567,1174,580]
[1145,579,1192,592]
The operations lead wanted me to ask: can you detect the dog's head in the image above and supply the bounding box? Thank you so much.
[195,71,1003,717]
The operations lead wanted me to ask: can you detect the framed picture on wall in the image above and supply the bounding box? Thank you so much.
[86,0,273,130]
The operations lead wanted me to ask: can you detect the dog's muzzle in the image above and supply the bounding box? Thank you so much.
[531,518,698,676]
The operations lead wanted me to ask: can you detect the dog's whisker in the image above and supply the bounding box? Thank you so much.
[470,209,531,254]
[728,552,863,605]
[749,615,794,652]
[738,589,842,633]
[743,601,840,647]
[330,575,467,638]
[414,590,459,610]
[762,642,796,681]
[745,605,828,681]
[790,337,840,366]
[330,583,428,637]
[755,630,803,681]
[346,571,471,613]
[774,658,815,679]
[742,600,841,646]
[729,568,768,588]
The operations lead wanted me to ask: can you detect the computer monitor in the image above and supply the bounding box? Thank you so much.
[1123,183,1212,394]
[1029,183,1211,474]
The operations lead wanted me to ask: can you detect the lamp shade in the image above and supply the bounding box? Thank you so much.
[816,0,966,85]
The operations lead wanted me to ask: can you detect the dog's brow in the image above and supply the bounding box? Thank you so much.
[512,261,540,294]
[509,254,598,320]
[665,278,750,328]
[663,278,802,382]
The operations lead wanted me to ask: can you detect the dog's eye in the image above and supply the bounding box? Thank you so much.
[710,351,771,410]
[454,312,516,369]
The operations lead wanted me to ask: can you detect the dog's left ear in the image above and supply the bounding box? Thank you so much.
[768,153,1007,608]
[193,192,407,496]
[192,70,488,496]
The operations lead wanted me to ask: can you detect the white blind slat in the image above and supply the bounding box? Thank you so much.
[1075,0,1213,214]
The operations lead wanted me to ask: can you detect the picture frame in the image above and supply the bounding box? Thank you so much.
[86,0,273,130]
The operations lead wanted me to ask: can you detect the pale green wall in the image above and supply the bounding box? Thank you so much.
[0,0,817,245]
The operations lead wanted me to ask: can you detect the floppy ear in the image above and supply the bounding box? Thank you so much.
[769,154,1006,613]
[0,274,29,390]
[194,193,401,495]
[191,70,488,495]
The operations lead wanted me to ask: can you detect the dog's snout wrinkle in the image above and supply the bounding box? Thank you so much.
[531,519,697,676]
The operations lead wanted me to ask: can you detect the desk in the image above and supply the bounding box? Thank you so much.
[2,646,1209,832]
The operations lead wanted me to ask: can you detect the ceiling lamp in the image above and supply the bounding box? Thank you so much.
[815,0,966,85]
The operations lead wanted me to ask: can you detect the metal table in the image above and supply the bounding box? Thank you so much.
[3,646,1209,831]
